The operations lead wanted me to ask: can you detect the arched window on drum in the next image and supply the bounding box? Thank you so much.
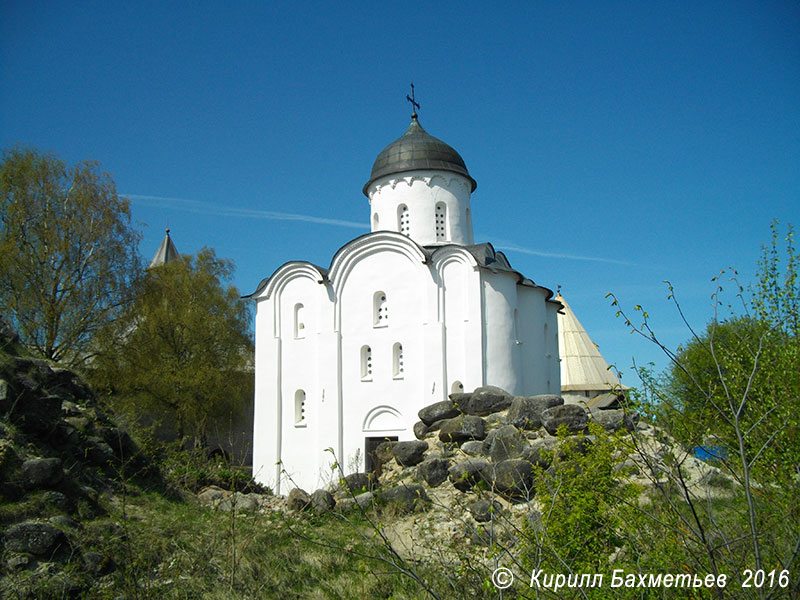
[435,202,447,242]
[398,204,410,236]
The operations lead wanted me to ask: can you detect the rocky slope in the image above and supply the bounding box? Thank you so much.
[0,321,162,597]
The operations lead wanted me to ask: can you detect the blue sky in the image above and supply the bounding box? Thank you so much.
[2,1,798,387]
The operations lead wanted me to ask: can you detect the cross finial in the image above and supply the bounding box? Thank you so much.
[406,83,420,119]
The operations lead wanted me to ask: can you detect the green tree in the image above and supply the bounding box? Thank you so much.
[658,224,800,486]
[608,222,800,596]
[0,146,141,367]
[91,248,253,445]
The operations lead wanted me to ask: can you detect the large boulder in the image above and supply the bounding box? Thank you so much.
[337,491,375,512]
[416,458,450,487]
[45,368,94,403]
[493,459,536,500]
[287,488,312,511]
[83,550,115,575]
[507,395,564,429]
[468,499,503,523]
[541,404,588,435]
[448,458,492,492]
[84,437,116,467]
[426,419,448,433]
[413,421,429,440]
[341,472,377,493]
[391,441,429,467]
[439,416,486,443]
[98,426,139,461]
[220,492,260,512]
[456,386,513,416]
[42,491,73,512]
[483,425,526,462]
[520,445,552,469]
[379,484,429,513]
[460,440,485,456]
[591,408,639,432]
[373,441,397,466]
[198,485,228,505]
[418,400,460,426]
[21,457,63,489]
[11,393,62,435]
[311,489,336,513]
[3,521,68,555]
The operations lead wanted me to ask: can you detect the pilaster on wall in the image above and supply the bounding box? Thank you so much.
[315,330,342,483]
[252,334,281,492]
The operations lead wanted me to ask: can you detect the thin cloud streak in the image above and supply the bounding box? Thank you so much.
[496,243,633,266]
[126,194,368,230]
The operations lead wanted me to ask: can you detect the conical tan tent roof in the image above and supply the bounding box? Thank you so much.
[556,292,624,393]
[148,229,181,268]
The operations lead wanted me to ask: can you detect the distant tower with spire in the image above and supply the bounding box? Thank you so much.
[148,228,181,268]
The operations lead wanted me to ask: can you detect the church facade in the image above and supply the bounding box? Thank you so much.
[249,111,561,493]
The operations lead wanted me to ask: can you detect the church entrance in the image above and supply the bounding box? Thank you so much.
[364,436,398,473]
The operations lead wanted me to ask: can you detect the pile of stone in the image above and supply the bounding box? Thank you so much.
[409,386,635,501]
[0,321,158,594]
[282,386,639,522]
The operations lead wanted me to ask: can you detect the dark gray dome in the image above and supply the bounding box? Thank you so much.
[363,116,477,196]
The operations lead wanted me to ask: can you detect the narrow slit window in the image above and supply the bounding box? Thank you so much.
[392,342,404,378]
[435,202,446,241]
[294,303,305,339]
[294,390,306,425]
[398,204,410,236]
[360,345,373,380]
[373,291,388,326]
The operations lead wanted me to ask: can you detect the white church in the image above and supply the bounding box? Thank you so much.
[249,106,567,493]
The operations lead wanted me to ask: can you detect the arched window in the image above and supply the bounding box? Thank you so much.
[372,212,380,230]
[360,345,373,380]
[392,342,404,378]
[435,202,447,241]
[451,380,464,394]
[398,204,410,236]
[294,303,305,339]
[294,390,306,425]
[373,291,388,327]
[514,308,521,344]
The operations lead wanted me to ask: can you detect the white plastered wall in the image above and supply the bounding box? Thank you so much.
[252,265,338,494]
[433,248,483,395]
[252,239,561,492]
[481,271,523,394]
[517,286,554,394]
[337,247,432,474]
[546,301,561,393]
[367,170,475,246]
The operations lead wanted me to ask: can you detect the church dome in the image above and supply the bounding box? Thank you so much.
[363,116,477,196]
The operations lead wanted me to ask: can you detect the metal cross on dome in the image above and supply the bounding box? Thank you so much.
[406,83,420,118]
